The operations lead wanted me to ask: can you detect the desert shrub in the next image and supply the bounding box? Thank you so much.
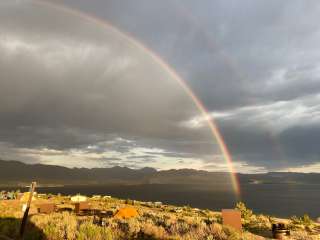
[167,218,189,236]
[109,218,142,239]
[125,199,135,205]
[289,214,315,232]
[235,202,252,221]
[181,221,209,240]
[140,222,169,239]
[125,218,141,238]
[207,223,227,240]
[291,215,313,226]
[235,202,268,232]
[158,219,169,230]
[183,205,192,212]
[222,225,242,240]
[77,221,113,240]
[290,231,318,240]
[234,202,275,237]
[176,220,190,235]
[242,214,273,238]
[162,215,176,230]
[31,212,77,240]
[185,216,202,228]
[247,214,271,230]
[206,223,247,240]
[204,216,221,225]
[116,220,130,234]
[199,210,208,217]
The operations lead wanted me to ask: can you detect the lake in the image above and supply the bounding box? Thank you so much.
[3,183,320,219]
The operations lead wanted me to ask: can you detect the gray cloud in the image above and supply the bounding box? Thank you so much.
[1,0,320,172]
[127,155,156,159]
[212,94,320,169]
[0,0,220,170]
[65,0,320,108]
[72,0,320,171]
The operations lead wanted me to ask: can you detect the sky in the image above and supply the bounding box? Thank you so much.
[1,0,320,173]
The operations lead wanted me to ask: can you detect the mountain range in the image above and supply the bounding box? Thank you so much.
[1,159,320,187]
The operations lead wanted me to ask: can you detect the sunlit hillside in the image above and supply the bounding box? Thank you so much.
[0,193,319,240]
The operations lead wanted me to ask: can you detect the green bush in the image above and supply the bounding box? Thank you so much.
[289,214,315,232]
[291,214,313,226]
[235,202,252,220]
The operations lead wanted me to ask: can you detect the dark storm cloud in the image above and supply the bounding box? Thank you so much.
[217,120,320,170]
[62,0,320,171]
[62,0,320,108]
[0,0,218,169]
[1,0,320,171]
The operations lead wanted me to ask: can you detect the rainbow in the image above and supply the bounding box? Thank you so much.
[33,0,241,197]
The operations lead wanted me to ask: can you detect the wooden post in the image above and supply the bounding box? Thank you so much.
[19,182,36,239]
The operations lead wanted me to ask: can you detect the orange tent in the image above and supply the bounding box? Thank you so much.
[114,207,139,219]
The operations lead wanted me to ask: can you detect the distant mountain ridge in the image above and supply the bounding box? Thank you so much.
[1,159,320,186]
[0,159,157,185]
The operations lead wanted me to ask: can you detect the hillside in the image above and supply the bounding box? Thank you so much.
[0,193,319,239]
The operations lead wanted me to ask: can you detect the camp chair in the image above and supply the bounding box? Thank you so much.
[221,209,242,231]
